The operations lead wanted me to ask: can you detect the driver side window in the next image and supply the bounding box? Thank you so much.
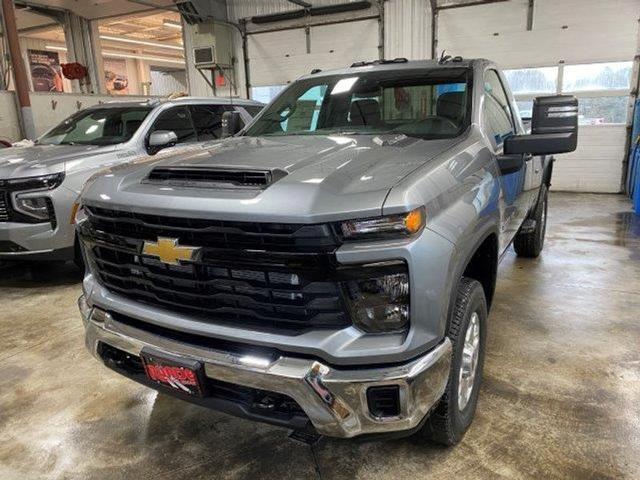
[483,70,515,149]
[149,107,197,145]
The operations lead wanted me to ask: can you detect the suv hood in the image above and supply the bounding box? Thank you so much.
[0,144,116,179]
[83,135,458,223]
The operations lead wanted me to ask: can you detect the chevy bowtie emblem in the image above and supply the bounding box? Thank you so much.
[141,237,200,265]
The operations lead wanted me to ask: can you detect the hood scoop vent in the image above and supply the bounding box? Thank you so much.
[144,166,287,189]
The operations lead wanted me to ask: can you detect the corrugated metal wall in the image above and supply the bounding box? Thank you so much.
[384,0,431,60]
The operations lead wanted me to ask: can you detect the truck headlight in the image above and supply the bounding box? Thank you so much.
[340,207,425,240]
[346,264,410,333]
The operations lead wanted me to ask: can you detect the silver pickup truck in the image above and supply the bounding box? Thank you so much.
[76,58,577,444]
[0,97,263,264]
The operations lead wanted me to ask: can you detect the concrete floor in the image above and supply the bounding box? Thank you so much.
[1,192,639,480]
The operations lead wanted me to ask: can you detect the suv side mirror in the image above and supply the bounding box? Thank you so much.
[148,130,178,154]
[504,95,578,155]
[221,111,241,138]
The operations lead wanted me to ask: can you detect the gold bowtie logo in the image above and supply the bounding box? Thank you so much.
[141,237,200,265]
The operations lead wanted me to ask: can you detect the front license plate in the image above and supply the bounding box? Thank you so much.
[140,348,206,397]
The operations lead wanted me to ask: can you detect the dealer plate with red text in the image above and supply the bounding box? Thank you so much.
[140,348,206,397]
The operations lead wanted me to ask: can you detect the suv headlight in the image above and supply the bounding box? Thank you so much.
[9,173,64,222]
[340,207,426,240]
[345,262,410,333]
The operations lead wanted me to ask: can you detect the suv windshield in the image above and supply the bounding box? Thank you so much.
[38,107,152,146]
[244,67,471,140]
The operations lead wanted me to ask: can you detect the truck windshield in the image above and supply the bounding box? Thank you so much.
[244,67,471,140]
[38,107,152,146]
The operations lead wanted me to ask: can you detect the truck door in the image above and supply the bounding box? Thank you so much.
[482,69,529,253]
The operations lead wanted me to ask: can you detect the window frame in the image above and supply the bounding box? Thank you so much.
[482,68,518,149]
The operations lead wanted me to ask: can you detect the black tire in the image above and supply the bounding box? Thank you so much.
[514,184,548,258]
[422,277,487,446]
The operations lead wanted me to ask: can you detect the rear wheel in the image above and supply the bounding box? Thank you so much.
[421,277,487,446]
[514,185,548,258]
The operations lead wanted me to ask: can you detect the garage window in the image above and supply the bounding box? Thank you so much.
[505,61,633,125]
[250,85,286,104]
[503,67,558,95]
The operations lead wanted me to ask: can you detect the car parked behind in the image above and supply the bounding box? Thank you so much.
[0,96,264,264]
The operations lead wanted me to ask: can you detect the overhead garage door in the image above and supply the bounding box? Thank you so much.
[247,19,379,88]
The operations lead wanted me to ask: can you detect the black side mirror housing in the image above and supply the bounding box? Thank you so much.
[504,95,578,155]
[221,111,242,138]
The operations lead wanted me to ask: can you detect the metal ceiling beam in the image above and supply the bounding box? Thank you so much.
[437,0,509,11]
[526,0,534,31]
[430,0,438,59]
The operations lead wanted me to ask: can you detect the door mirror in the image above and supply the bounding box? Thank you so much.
[221,111,241,138]
[504,95,578,155]
[148,130,178,154]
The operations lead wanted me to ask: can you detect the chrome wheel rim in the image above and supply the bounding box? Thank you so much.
[458,312,481,411]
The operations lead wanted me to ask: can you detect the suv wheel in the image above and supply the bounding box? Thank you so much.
[514,184,548,258]
[421,277,487,446]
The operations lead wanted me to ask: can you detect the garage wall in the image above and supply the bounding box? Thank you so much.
[438,0,638,68]
[384,0,431,61]
[0,92,21,143]
[0,92,154,141]
[246,19,379,87]
[438,0,639,193]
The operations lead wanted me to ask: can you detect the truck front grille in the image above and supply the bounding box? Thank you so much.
[80,206,352,334]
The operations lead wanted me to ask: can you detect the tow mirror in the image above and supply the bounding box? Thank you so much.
[221,111,241,138]
[504,95,578,155]
[148,130,178,154]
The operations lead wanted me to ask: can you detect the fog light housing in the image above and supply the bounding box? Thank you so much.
[13,195,51,221]
[346,267,409,333]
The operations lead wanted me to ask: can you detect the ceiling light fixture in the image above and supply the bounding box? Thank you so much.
[44,45,185,65]
[163,20,182,30]
[99,35,183,51]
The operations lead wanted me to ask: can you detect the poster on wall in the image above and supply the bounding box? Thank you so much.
[104,58,130,95]
[28,49,64,92]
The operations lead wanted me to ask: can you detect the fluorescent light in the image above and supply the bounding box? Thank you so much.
[331,77,359,95]
[100,35,183,51]
[105,52,185,65]
[163,20,182,29]
[45,45,185,65]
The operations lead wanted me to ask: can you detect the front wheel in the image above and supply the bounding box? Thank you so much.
[421,277,487,446]
[514,184,548,258]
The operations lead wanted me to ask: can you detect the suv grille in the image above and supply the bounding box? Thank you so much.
[0,193,8,221]
[80,206,352,333]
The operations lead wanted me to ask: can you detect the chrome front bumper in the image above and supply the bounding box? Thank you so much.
[79,297,452,438]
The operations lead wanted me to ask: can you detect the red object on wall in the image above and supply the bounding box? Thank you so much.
[61,63,88,80]
[215,70,226,87]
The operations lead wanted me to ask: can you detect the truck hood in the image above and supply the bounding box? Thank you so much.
[83,135,458,223]
[0,144,116,179]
